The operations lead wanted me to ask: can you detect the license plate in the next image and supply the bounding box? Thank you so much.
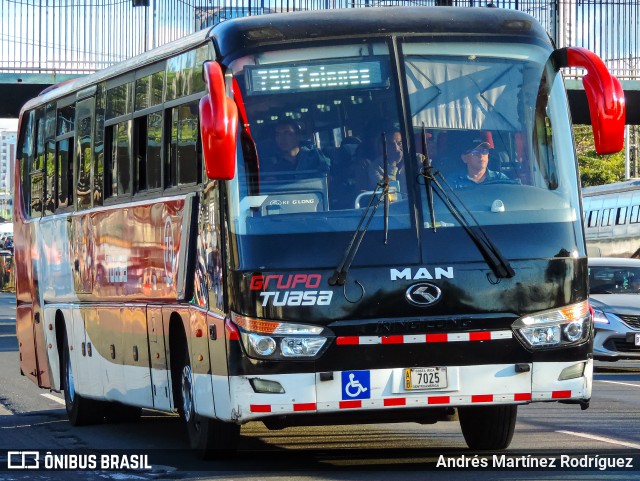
[404,367,447,390]
[636,333,640,346]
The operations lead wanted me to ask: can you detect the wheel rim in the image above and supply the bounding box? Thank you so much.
[66,356,75,403]
[181,364,193,422]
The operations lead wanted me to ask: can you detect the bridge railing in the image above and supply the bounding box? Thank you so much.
[1,0,639,79]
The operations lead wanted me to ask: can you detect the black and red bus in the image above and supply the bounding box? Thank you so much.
[14,7,625,457]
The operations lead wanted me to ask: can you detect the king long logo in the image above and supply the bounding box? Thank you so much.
[250,274,333,307]
[405,283,442,306]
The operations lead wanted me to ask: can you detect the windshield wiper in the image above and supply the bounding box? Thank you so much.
[420,168,515,279]
[329,133,391,287]
[421,123,438,232]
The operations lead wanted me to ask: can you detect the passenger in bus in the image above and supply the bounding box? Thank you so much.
[262,119,331,174]
[449,133,509,188]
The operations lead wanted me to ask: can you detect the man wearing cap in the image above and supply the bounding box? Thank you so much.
[450,133,509,188]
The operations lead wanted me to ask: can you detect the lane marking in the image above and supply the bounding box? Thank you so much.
[0,403,12,416]
[41,393,65,406]
[557,430,640,449]
[596,380,640,388]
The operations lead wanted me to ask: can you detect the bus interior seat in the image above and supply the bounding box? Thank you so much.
[257,174,328,216]
[329,136,363,210]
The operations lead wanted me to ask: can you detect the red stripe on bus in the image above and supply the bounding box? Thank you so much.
[294,403,316,412]
[469,332,491,341]
[426,333,448,343]
[336,337,359,345]
[339,400,362,409]
[472,394,494,403]
[381,335,403,345]
[552,390,572,399]
[514,393,532,401]
[427,396,450,404]
[384,398,406,407]
[250,404,271,413]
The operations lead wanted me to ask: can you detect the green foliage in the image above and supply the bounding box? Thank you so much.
[574,125,625,187]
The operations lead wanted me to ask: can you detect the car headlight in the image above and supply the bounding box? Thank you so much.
[592,308,610,325]
[511,300,591,349]
[231,313,332,360]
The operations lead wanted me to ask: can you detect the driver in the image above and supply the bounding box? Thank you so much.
[450,133,509,188]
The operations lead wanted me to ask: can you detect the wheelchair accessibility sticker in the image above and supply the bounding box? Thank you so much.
[341,370,370,400]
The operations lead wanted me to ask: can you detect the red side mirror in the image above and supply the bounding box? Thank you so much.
[199,61,239,180]
[555,47,625,155]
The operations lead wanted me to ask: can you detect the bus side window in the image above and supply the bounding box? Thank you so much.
[134,116,148,192]
[75,97,95,210]
[147,112,163,190]
[105,121,133,198]
[44,102,56,215]
[30,107,46,217]
[616,206,628,225]
[93,84,106,207]
[165,101,200,188]
[18,110,35,219]
[56,102,75,211]
[630,205,640,224]
[588,210,599,228]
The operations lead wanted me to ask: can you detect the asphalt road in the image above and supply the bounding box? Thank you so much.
[1,292,640,481]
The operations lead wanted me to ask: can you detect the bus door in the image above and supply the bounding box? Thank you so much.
[122,305,153,407]
[147,306,172,411]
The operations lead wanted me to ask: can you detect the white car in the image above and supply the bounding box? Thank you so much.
[588,257,640,361]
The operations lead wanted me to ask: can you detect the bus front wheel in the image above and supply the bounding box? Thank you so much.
[458,405,517,450]
[62,332,104,426]
[179,351,240,459]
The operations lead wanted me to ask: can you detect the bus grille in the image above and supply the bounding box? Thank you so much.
[617,315,640,330]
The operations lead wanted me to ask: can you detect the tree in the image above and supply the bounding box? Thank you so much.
[574,125,625,187]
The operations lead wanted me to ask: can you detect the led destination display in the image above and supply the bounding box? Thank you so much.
[246,60,387,95]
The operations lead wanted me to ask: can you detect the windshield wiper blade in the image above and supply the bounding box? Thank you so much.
[427,173,515,279]
[382,132,390,245]
[329,133,390,286]
[421,123,437,232]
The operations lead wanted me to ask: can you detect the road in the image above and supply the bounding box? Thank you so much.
[1,291,639,481]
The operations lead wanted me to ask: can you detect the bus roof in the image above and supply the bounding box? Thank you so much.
[211,6,550,59]
[21,6,549,115]
[582,180,640,197]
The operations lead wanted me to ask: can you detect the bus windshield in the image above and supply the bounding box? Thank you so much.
[403,41,581,232]
[227,39,582,270]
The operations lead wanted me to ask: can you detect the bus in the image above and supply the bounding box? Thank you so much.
[14,7,625,457]
[583,180,640,258]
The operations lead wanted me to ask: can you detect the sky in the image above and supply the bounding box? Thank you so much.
[0,119,18,129]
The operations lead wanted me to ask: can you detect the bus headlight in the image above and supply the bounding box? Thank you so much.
[511,300,591,349]
[281,337,327,357]
[231,313,332,360]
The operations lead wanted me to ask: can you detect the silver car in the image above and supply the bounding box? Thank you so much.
[588,257,640,361]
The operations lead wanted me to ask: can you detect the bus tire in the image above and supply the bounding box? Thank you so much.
[62,333,104,426]
[458,404,517,450]
[104,402,142,423]
[179,351,239,459]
